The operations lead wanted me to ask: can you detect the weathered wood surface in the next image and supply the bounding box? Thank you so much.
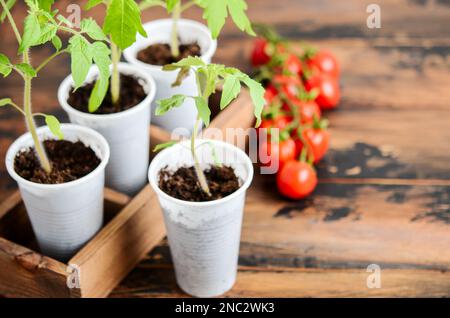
[1,0,450,297]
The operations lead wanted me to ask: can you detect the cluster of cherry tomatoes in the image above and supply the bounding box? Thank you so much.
[250,31,341,200]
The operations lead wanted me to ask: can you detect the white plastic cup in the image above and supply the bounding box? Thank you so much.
[148,139,253,297]
[123,19,217,135]
[58,63,156,196]
[5,124,110,261]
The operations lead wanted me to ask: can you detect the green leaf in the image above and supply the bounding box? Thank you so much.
[227,0,255,36]
[163,57,205,87]
[19,13,41,52]
[88,42,111,112]
[197,0,254,39]
[37,23,57,45]
[162,56,206,71]
[81,18,107,41]
[103,0,147,50]
[0,98,12,106]
[15,63,37,77]
[51,35,62,51]
[0,53,12,77]
[197,0,227,39]
[44,115,64,139]
[220,74,241,109]
[69,35,93,89]
[241,75,265,127]
[193,96,211,127]
[166,0,180,12]
[156,94,186,115]
[153,140,177,152]
[0,0,16,23]
[86,0,104,10]
[37,0,54,12]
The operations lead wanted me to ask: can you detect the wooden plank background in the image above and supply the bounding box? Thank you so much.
[1,0,450,297]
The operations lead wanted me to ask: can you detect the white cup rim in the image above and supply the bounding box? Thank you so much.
[5,124,110,190]
[58,62,156,122]
[148,139,254,207]
[123,18,217,71]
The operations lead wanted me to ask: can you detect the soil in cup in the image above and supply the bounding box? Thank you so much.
[158,165,241,202]
[68,74,147,114]
[14,140,101,184]
[137,43,201,66]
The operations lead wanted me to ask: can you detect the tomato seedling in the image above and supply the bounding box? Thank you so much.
[85,0,147,111]
[0,0,108,173]
[139,0,255,58]
[154,57,265,196]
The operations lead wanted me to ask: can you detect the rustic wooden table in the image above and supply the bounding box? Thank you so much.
[1,0,449,297]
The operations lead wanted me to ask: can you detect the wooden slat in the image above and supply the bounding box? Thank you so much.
[0,238,72,298]
[110,265,450,298]
[68,185,166,298]
[104,188,131,206]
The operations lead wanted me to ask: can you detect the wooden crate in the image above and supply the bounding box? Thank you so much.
[0,186,166,298]
[0,89,254,298]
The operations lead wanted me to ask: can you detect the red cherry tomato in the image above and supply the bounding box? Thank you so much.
[259,115,291,132]
[283,99,321,124]
[251,38,271,67]
[273,75,302,101]
[299,100,321,124]
[286,54,303,76]
[305,74,340,110]
[259,138,296,169]
[295,128,330,163]
[307,50,340,78]
[264,84,278,105]
[276,160,317,199]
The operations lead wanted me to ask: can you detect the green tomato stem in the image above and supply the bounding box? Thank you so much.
[191,114,211,196]
[170,1,181,58]
[110,40,121,107]
[0,0,21,43]
[35,49,68,73]
[23,50,52,173]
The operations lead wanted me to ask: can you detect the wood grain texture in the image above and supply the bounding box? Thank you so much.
[0,0,449,297]
[110,265,450,298]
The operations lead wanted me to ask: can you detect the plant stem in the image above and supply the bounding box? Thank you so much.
[0,0,51,172]
[0,0,21,43]
[191,115,211,196]
[180,0,195,12]
[23,51,52,173]
[139,0,165,10]
[35,49,68,73]
[110,40,121,107]
[170,1,181,58]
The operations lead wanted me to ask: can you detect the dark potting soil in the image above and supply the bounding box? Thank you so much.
[14,140,101,184]
[137,43,201,66]
[67,74,147,114]
[158,165,241,202]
